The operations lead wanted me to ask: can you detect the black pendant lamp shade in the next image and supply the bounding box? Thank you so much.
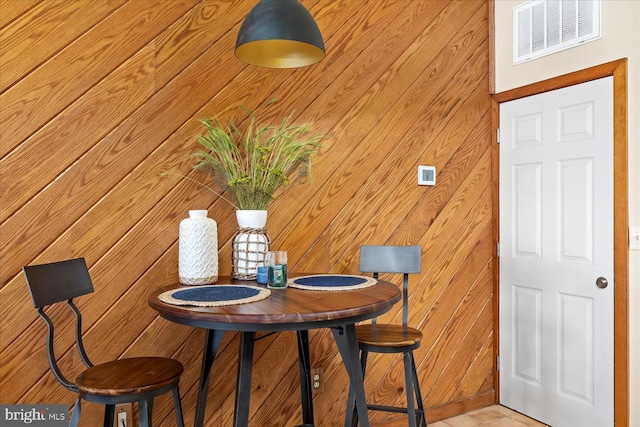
[235,0,325,68]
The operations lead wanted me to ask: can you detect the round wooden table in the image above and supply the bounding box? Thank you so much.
[149,275,401,427]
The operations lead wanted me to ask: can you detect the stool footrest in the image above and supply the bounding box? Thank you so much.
[368,404,409,413]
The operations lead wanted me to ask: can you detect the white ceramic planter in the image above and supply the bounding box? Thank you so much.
[236,210,268,228]
[178,210,218,285]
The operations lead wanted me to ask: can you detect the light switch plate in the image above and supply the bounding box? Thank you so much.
[630,226,640,250]
[418,165,436,186]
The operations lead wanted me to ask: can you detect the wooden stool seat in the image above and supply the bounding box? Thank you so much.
[76,357,183,396]
[355,324,423,349]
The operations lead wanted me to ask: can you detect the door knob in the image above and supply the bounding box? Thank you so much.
[596,277,608,289]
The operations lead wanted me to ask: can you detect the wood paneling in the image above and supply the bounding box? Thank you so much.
[0,1,493,425]
[0,0,41,29]
[0,0,126,92]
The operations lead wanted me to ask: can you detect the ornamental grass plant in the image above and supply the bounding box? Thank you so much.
[194,105,323,210]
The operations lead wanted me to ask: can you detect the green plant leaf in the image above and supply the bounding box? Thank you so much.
[192,104,323,210]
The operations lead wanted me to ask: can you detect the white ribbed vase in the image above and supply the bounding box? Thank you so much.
[179,210,218,285]
[232,210,270,280]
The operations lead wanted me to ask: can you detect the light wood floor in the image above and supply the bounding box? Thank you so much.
[430,405,548,427]
[372,405,548,427]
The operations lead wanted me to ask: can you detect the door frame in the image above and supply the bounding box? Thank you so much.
[491,59,629,426]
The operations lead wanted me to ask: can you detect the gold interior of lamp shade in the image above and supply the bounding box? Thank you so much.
[235,39,326,68]
[235,0,325,69]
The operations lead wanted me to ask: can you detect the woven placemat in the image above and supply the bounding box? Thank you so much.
[287,274,377,291]
[159,284,270,307]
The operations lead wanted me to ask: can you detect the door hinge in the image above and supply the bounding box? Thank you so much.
[496,355,500,371]
[497,128,501,143]
[496,242,500,258]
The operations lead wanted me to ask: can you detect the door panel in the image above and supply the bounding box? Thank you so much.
[559,158,594,262]
[513,162,542,257]
[499,77,613,427]
[557,292,594,404]
[513,285,543,386]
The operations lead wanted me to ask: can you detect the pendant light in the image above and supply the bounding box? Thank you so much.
[235,0,325,68]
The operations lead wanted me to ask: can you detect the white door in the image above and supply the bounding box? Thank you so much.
[499,77,613,427]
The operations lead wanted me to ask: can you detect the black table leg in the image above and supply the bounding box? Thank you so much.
[346,351,367,427]
[332,324,370,427]
[234,332,255,427]
[195,329,224,427]
[297,330,314,426]
[104,404,115,427]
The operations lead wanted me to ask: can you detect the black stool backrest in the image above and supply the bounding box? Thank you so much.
[23,258,96,391]
[24,258,94,307]
[360,245,421,326]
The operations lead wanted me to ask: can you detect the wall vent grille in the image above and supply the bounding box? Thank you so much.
[513,0,601,64]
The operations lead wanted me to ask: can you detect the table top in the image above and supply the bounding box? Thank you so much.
[148,274,401,332]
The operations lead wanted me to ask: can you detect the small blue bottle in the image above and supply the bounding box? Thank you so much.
[256,266,268,285]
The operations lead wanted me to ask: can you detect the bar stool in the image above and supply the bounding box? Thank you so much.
[347,245,427,427]
[23,258,185,427]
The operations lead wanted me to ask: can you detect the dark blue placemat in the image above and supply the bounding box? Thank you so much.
[159,285,270,306]
[288,275,377,291]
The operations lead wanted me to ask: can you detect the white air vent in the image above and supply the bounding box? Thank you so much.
[514,0,601,64]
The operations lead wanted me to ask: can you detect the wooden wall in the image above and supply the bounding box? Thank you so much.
[0,0,493,425]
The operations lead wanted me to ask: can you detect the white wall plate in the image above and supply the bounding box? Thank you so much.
[418,166,436,186]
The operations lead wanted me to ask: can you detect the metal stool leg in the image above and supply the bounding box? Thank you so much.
[410,353,427,427]
[404,352,417,427]
[139,399,152,427]
[173,385,184,427]
[70,398,81,427]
